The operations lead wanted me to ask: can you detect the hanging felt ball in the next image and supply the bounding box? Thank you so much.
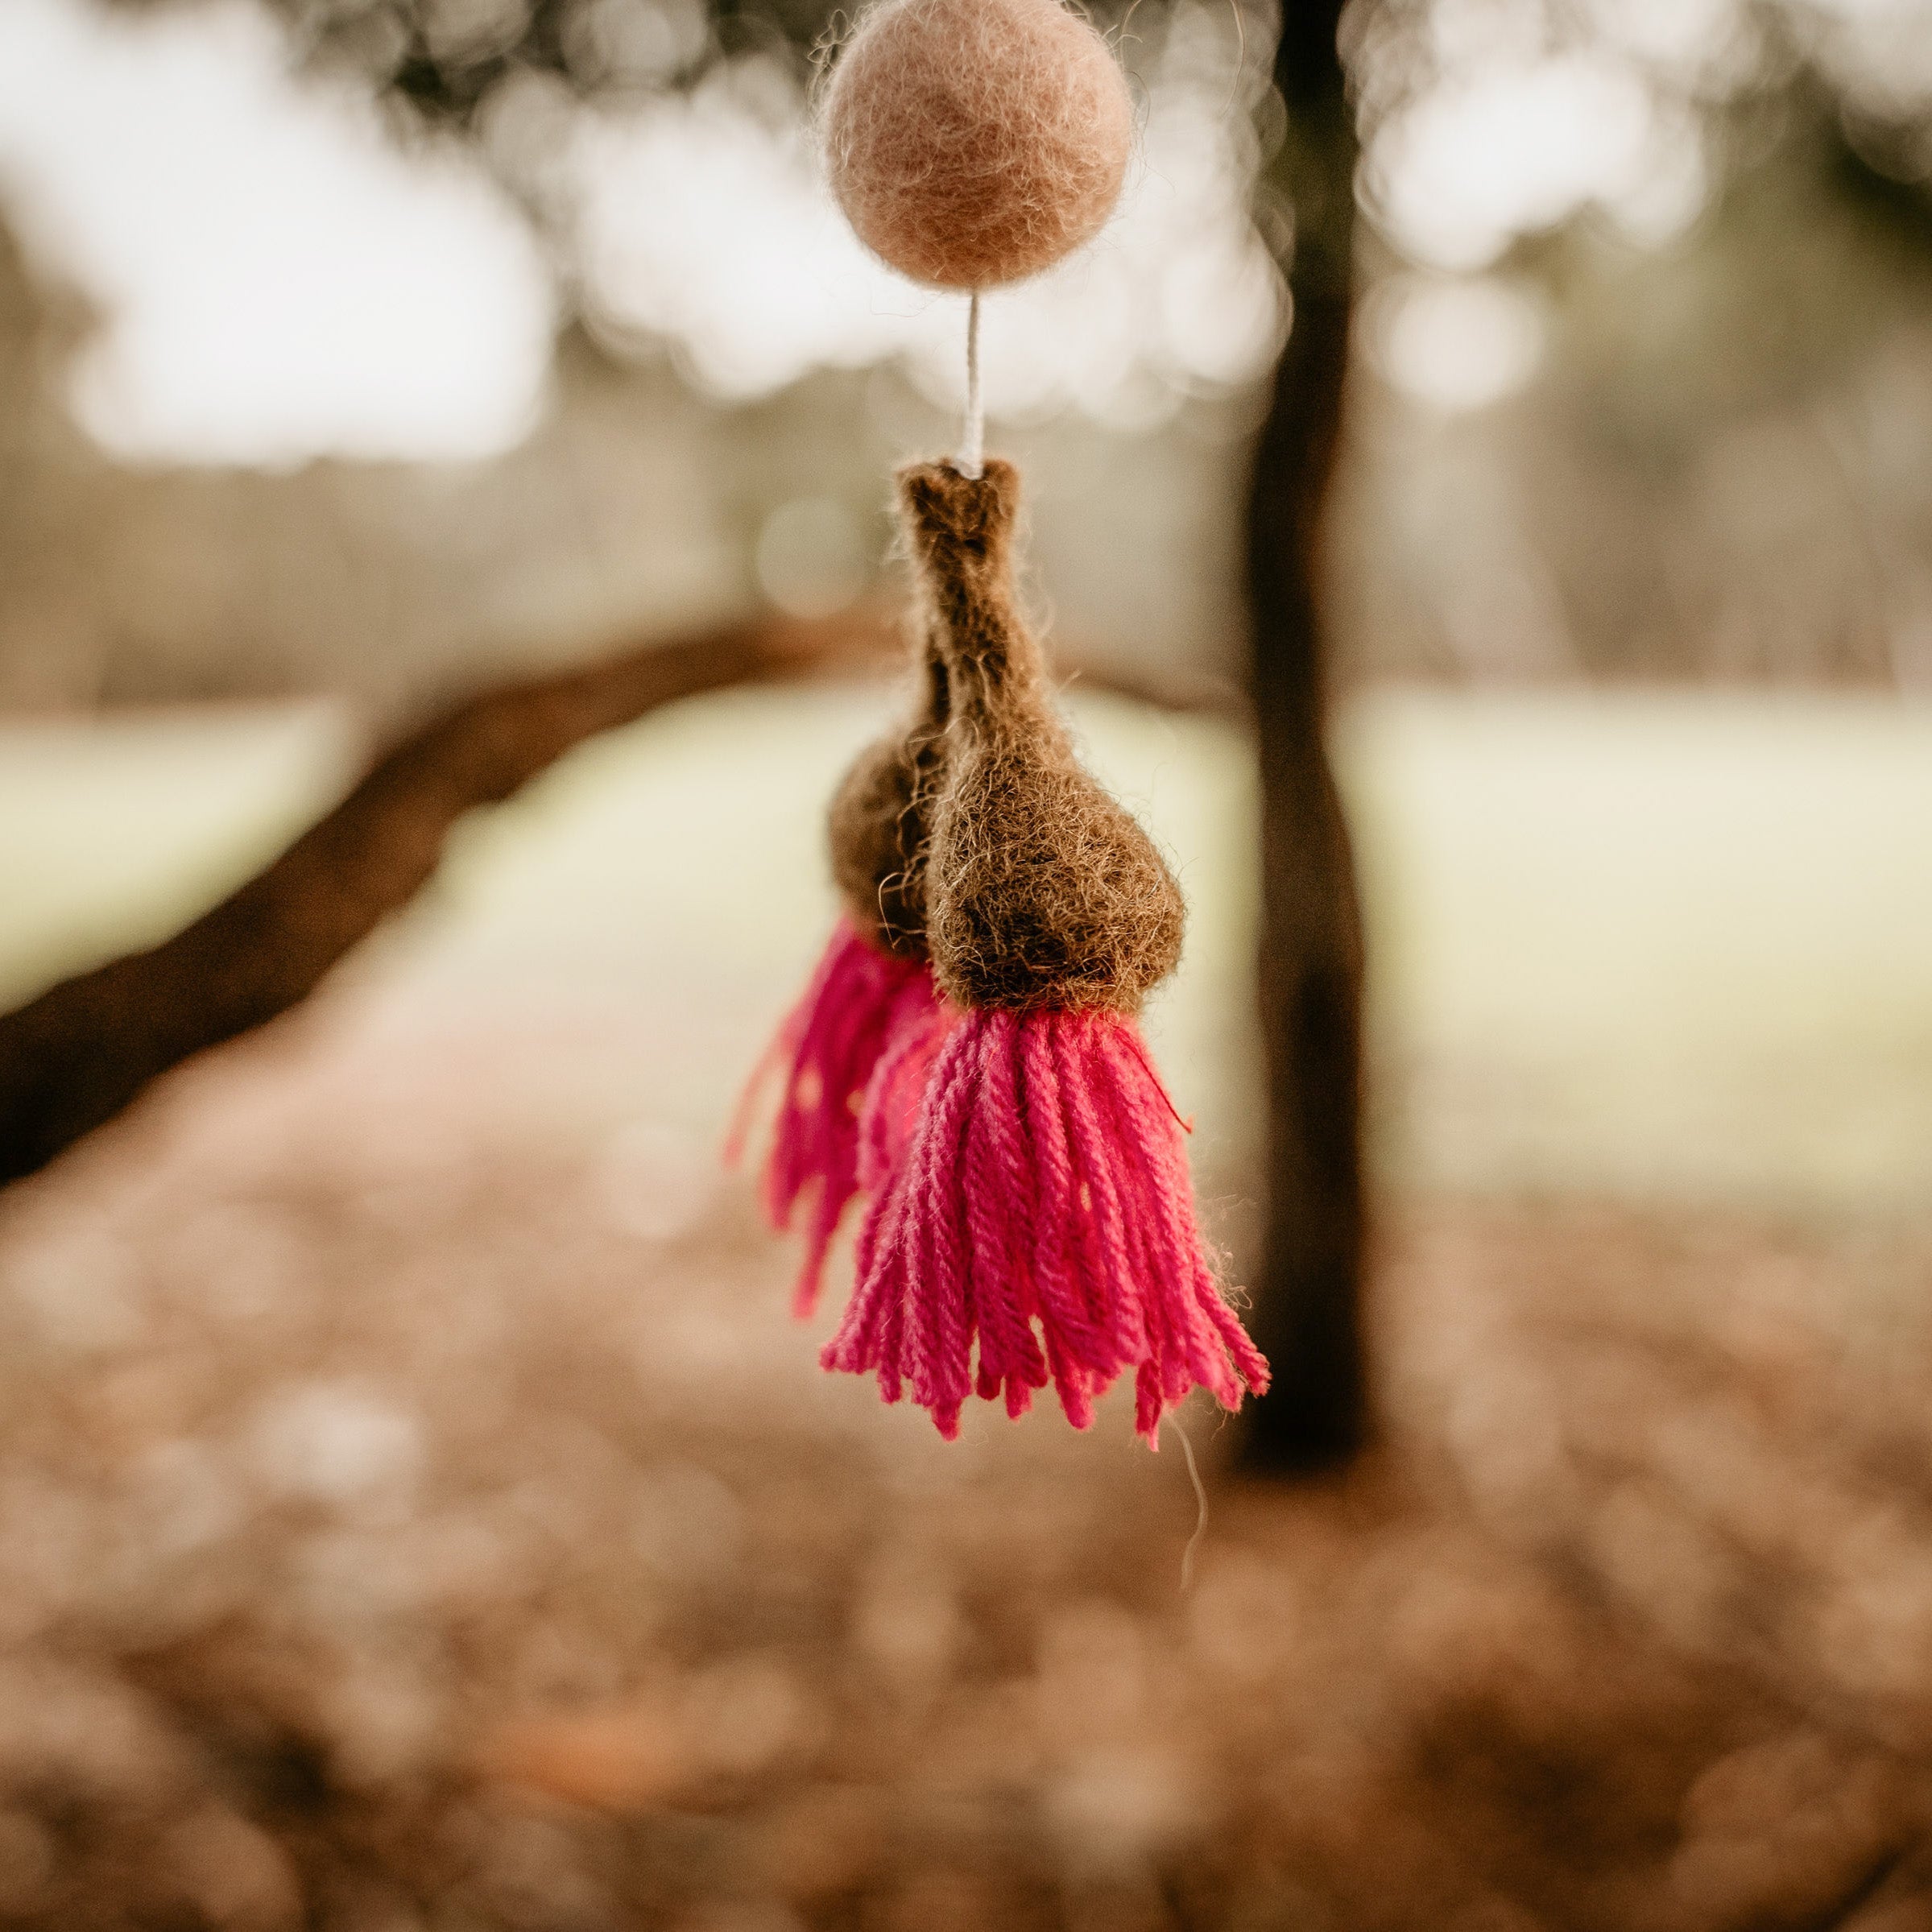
[730,620,952,1317]
[821,0,1135,290]
[821,462,1270,1442]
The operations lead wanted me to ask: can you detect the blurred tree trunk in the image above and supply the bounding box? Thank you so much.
[1238,0,1369,1473]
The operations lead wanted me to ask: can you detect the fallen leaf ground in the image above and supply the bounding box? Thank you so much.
[0,1002,1928,1932]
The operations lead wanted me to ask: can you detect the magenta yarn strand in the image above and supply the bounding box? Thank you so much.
[968,1013,1048,1415]
[1051,1015,1140,1358]
[743,917,934,1317]
[1020,1016,1097,1429]
[817,1000,1270,1439]
[1095,1022,1269,1418]
[915,1020,982,1435]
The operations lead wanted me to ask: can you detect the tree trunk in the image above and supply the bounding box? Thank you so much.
[1238,0,1370,1473]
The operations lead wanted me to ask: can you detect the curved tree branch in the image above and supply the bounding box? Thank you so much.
[0,612,892,1186]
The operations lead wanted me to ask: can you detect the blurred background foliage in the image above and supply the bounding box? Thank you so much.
[0,0,1928,711]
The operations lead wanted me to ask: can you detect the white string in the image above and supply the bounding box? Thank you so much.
[1171,1416,1210,1591]
[957,291,984,480]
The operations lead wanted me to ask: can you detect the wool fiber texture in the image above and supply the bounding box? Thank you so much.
[750,920,941,1316]
[827,627,950,958]
[821,0,1133,290]
[822,1003,1270,1441]
[903,458,1185,1014]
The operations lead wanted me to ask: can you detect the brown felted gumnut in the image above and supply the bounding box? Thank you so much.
[821,0,1134,291]
[826,627,949,958]
[901,458,1184,1012]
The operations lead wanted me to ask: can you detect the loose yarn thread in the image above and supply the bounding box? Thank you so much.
[1172,1415,1209,1590]
[748,918,939,1317]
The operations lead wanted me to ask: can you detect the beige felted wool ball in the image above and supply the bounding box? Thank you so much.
[821,0,1134,291]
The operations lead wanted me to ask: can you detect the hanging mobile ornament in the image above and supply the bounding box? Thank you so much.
[743,0,1269,1440]
[734,0,1121,1305]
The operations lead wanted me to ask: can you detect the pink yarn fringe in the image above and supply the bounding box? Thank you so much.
[821,1005,1270,1444]
[730,917,941,1316]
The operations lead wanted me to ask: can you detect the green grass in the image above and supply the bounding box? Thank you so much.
[0,703,361,1011]
[2,688,1928,1214]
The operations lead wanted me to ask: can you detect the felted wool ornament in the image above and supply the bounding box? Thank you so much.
[821,460,1270,1442]
[821,0,1134,290]
[733,622,953,1317]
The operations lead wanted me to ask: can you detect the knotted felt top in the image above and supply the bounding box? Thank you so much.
[901,459,1185,1015]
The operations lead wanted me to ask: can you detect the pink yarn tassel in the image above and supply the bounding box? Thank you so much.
[730,917,940,1316]
[821,1006,1268,1442]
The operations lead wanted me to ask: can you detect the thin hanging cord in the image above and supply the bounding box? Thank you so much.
[958,291,984,480]
[1223,0,1245,115]
[1172,1417,1210,1591]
